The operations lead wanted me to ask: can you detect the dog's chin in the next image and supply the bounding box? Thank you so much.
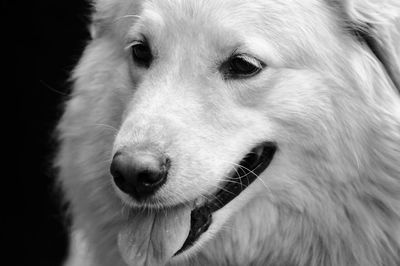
[117,142,277,266]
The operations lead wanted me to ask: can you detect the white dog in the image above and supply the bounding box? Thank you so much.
[56,0,400,265]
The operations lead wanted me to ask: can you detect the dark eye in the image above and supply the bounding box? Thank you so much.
[131,41,153,68]
[222,55,263,79]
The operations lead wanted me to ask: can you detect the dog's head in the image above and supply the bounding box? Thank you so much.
[68,0,400,264]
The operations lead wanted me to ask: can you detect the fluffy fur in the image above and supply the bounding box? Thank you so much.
[56,0,400,265]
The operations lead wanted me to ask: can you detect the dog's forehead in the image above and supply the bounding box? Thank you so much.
[126,0,336,57]
[137,0,331,29]
[133,0,257,40]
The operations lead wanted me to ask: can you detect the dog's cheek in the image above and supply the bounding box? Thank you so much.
[265,71,333,140]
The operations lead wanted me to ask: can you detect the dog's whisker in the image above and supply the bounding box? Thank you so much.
[90,123,119,133]
[113,14,141,24]
[193,186,220,202]
[236,165,272,194]
[232,167,245,191]
[168,190,193,210]
[191,184,227,206]
[246,162,273,193]
[218,159,272,193]
[222,171,245,191]
[208,182,238,197]
[40,79,68,96]
[181,174,233,204]
[221,178,244,186]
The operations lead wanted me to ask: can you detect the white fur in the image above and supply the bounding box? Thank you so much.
[56,0,400,265]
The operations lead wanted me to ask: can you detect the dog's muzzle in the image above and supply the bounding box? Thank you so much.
[175,142,277,254]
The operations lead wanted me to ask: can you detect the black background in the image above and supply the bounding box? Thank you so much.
[10,0,92,265]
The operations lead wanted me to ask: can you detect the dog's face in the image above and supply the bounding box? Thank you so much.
[65,0,399,265]
[113,1,343,202]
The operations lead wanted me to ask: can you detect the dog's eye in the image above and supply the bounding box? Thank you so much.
[222,55,263,79]
[131,41,153,68]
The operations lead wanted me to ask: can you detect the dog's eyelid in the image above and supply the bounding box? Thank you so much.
[124,31,150,49]
[235,54,264,69]
[124,40,144,51]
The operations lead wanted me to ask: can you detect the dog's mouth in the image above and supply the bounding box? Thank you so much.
[175,142,277,255]
[117,142,277,266]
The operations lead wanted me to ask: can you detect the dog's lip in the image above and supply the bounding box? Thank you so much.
[174,142,277,255]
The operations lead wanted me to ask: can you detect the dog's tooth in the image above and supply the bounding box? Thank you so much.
[194,198,202,208]
[254,145,264,157]
[193,197,207,209]
[192,199,199,209]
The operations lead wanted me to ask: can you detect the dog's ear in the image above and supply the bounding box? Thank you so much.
[89,0,117,39]
[344,0,400,92]
[89,0,143,39]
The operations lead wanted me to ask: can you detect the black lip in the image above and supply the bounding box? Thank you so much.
[175,142,277,255]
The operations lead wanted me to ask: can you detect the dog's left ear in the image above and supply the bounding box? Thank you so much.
[344,0,400,92]
[89,0,119,39]
[89,0,143,39]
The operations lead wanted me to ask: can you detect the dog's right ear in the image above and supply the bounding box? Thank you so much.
[89,0,143,39]
[343,0,400,92]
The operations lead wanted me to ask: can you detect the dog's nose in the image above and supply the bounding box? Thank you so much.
[110,150,169,200]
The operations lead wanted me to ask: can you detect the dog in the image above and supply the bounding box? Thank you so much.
[56,0,400,265]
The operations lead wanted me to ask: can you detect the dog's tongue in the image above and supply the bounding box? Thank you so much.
[118,205,191,266]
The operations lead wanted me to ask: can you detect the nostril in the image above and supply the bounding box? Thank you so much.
[138,171,163,186]
[134,157,169,196]
[137,159,169,188]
